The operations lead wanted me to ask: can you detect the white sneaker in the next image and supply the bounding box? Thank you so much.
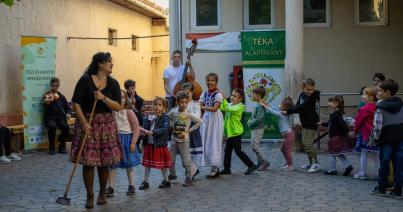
[0,156,11,163]
[353,173,367,180]
[281,165,294,171]
[280,164,288,169]
[301,163,312,170]
[7,153,21,161]
[307,163,321,173]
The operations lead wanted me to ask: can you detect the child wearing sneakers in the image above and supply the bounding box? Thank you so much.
[319,95,354,176]
[168,91,202,186]
[353,87,378,180]
[139,97,172,190]
[168,83,203,181]
[286,78,321,173]
[247,86,270,171]
[370,79,403,198]
[220,89,258,175]
[107,90,141,197]
[0,126,21,163]
[261,97,295,171]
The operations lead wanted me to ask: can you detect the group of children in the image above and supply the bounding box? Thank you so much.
[105,72,403,199]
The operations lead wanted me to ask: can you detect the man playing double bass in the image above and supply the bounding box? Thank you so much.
[163,50,195,110]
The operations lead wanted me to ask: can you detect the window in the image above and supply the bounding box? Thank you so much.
[131,35,139,51]
[108,28,117,46]
[304,0,331,27]
[244,0,274,29]
[354,0,388,26]
[191,0,221,30]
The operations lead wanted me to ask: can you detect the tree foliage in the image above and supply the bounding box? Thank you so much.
[0,0,15,7]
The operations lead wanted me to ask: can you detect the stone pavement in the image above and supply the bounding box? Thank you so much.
[1,143,402,212]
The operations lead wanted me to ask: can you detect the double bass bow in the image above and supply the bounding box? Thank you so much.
[173,39,202,100]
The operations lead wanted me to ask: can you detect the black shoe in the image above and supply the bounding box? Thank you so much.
[126,185,135,195]
[245,165,258,175]
[219,169,231,175]
[106,187,114,198]
[388,189,403,199]
[49,150,56,155]
[324,170,338,175]
[139,181,149,190]
[343,165,354,176]
[158,180,171,189]
[192,169,200,180]
[168,175,177,181]
[58,149,67,154]
[182,178,193,187]
[206,169,220,179]
[370,186,387,196]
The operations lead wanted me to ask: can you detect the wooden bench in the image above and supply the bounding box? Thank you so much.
[141,100,154,116]
[0,113,75,153]
[0,113,24,153]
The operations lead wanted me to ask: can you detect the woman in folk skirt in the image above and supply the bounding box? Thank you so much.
[107,90,141,197]
[70,52,123,209]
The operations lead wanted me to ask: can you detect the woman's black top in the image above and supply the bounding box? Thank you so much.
[71,74,121,114]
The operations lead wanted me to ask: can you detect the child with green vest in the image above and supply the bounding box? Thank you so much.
[219,88,258,175]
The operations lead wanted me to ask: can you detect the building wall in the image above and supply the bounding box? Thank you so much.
[178,0,403,101]
[151,22,170,98]
[0,0,169,113]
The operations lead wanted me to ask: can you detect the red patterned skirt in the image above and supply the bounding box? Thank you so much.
[69,113,122,167]
[328,134,355,155]
[142,144,172,169]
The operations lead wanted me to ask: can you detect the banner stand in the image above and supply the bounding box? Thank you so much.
[240,30,286,141]
[21,36,57,152]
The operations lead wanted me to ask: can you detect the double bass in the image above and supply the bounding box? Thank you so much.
[173,39,202,100]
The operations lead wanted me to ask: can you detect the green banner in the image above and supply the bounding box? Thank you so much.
[241,30,285,140]
[241,30,285,68]
[21,36,57,151]
[242,113,282,139]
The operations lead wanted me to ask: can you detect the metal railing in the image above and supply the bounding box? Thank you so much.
[318,92,403,107]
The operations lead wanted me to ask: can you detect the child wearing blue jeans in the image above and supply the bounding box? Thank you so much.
[369,79,403,198]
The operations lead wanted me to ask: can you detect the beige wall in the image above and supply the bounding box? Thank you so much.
[152,23,170,98]
[179,0,403,101]
[0,0,169,113]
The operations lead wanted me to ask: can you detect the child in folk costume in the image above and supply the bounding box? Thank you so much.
[261,96,295,171]
[353,87,378,180]
[139,97,172,190]
[168,91,203,186]
[319,95,355,176]
[220,89,258,175]
[107,90,141,197]
[168,82,203,181]
[199,73,224,179]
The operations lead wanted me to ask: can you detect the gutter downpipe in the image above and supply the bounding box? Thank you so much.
[178,0,183,57]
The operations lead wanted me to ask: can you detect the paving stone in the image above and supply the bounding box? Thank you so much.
[3,143,403,211]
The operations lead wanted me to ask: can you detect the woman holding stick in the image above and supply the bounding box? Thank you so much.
[69,52,123,209]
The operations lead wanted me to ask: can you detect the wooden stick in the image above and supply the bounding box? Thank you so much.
[62,99,98,198]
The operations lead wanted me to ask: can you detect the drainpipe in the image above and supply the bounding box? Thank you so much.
[169,0,176,54]
[178,0,183,56]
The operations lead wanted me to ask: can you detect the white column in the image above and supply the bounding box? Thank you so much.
[169,0,178,53]
[284,0,304,100]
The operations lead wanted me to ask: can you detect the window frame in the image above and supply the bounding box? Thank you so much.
[243,0,275,30]
[354,0,388,26]
[108,28,117,47]
[131,35,139,51]
[303,0,332,28]
[190,0,221,31]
